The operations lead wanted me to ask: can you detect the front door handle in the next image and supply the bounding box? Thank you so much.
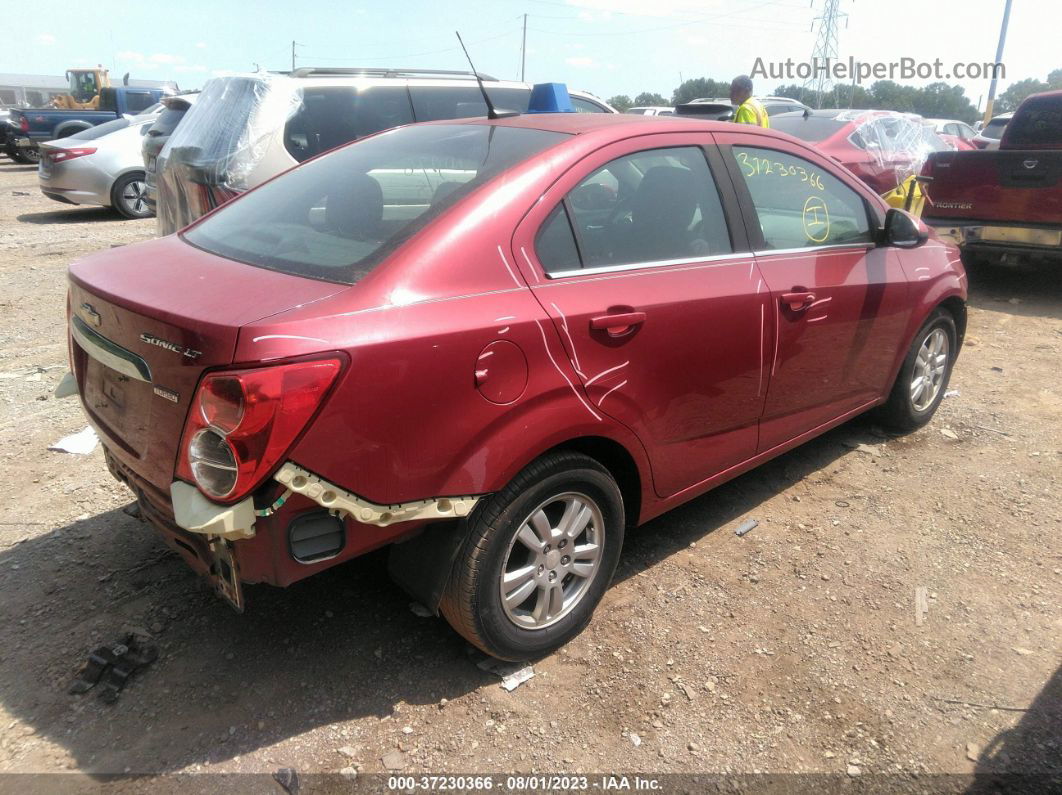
[781,292,816,312]
[590,311,646,336]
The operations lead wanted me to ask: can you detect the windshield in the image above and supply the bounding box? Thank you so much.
[183,124,569,285]
[770,114,846,142]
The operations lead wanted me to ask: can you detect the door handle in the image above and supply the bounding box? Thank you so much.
[589,311,646,336]
[780,292,816,311]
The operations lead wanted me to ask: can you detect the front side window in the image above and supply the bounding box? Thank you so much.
[184,124,569,284]
[537,146,732,272]
[730,146,872,250]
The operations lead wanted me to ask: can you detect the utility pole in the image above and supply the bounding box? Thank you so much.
[291,40,301,73]
[982,0,1012,124]
[801,0,847,109]
[521,14,527,82]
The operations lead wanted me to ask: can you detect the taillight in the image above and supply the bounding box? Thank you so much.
[48,147,97,163]
[177,357,343,502]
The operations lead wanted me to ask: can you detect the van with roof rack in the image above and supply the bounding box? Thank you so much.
[154,68,615,234]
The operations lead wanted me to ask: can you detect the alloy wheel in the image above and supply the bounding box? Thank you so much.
[499,492,604,630]
[910,327,949,412]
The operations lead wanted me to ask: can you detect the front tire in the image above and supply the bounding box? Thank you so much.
[111,172,152,219]
[877,308,957,432]
[440,452,625,661]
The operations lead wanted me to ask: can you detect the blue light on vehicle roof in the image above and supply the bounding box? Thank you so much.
[527,83,575,114]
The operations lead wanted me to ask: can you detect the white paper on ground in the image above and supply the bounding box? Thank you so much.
[49,426,99,455]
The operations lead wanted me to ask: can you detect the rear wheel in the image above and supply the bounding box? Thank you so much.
[111,172,152,219]
[6,144,39,164]
[877,308,957,432]
[440,452,624,661]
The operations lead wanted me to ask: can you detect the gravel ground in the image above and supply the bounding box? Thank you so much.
[0,157,1059,792]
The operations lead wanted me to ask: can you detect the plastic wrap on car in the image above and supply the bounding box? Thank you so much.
[835,110,946,191]
[154,74,301,235]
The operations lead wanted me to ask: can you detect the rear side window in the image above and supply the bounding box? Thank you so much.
[125,92,155,112]
[571,97,608,114]
[982,117,1008,139]
[1005,98,1062,148]
[543,146,732,272]
[184,124,569,284]
[284,86,414,162]
[408,86,532,120]
[730,146,871,250]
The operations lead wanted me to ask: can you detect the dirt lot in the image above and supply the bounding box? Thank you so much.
[0,157,1058,791]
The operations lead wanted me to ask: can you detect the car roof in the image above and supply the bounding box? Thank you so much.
[444,111,775,139]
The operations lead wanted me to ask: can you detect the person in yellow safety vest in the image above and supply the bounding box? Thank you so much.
[729,75,769,128]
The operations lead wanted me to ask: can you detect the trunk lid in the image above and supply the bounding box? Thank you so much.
[925,149,1062,224]
[68,235,345,493]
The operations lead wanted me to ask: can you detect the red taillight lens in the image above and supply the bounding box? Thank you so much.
[49,147,97,163]
[19,116,28,132]
[177,357,343,501]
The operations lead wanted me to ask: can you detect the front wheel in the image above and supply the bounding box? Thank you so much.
[111,172,152,219]
[440,452,625,661]
[877,308,957,432]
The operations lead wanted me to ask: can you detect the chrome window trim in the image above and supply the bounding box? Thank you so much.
[544,250,752,279]
[752,242,877,257]
[70,316,152,383]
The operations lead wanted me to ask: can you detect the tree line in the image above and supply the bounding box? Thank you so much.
[606,70,1062,121]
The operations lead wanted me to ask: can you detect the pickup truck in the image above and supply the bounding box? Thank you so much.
[5,86,167,163]
[922,90,1062,266]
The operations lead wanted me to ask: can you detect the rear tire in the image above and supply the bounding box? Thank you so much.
[6,144,38,164]
[877,308,957,432]
[111,172,152,219]
[440,451,625,661]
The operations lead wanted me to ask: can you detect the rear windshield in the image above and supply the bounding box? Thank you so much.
[148,106,188,137]
[1006,98,1062,147]
[183,124,569,284]
[770,114,846,142]
[69,117,132,140]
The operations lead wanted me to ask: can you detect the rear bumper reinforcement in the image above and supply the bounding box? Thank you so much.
[274,462,481,527]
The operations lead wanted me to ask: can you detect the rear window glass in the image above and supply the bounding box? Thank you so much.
[1006,98,1062,147]
[148,107,187,137]
[69,117,132,140]
[770,114,846,142]
[183,124,569,285]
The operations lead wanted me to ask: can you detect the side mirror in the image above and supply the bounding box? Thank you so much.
[883,207,928,249]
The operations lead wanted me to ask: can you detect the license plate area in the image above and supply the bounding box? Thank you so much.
[81,355,152,456]
[981,226,1062,247]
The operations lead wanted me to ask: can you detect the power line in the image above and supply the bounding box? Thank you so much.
[525,0,801,37]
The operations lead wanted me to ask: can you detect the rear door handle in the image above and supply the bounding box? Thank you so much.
[590,311,646,336]
[780,292,816,311]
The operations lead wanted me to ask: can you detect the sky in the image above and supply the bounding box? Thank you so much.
[7,0,1049,112]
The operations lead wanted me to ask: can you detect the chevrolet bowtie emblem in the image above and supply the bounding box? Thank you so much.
[78,302,101,328]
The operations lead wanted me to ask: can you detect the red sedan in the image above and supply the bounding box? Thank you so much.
[66,113,966,660]
[771,109,955,194]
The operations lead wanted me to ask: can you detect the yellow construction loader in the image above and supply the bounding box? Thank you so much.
[50,68,111,110]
